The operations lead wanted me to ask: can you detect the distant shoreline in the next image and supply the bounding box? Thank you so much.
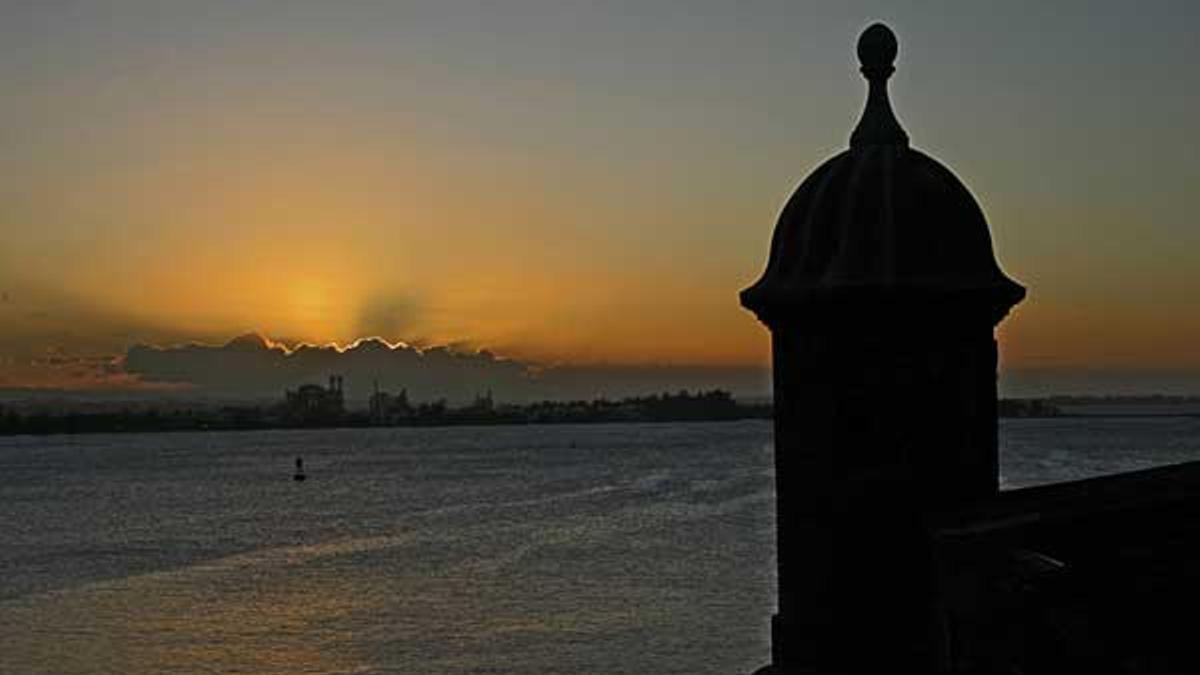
[0,389,771,437]
[0,412,773,438]
[3,396,1200,438]
[1026,413,1200,419]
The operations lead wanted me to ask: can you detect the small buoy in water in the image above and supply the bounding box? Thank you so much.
[293,456,306,482]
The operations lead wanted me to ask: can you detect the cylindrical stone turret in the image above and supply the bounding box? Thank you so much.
[740,23,1025,674]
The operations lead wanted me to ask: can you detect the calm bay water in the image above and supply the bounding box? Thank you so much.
[2,418,1199,674]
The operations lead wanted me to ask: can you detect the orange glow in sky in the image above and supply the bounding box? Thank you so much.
[2,2,1199,392]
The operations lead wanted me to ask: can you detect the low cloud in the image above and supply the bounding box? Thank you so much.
[125,334,527,402]
[122,333,770,404]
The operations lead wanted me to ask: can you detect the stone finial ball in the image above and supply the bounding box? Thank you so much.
[857,22,898,70]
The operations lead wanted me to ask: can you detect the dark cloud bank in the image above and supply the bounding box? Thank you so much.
[123,334,771,404]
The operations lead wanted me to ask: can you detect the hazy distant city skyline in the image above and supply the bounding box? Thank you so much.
[2,1,1199,395]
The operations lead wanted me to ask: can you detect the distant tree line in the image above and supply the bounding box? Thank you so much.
[0,392,1105,437]
[1045,394,1200,406]
[997,398,1062,418]
[0,389,772,437]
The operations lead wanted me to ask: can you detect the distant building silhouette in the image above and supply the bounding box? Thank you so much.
[368,382,413,424]
[284,375,345,425]
[468,389,494,414]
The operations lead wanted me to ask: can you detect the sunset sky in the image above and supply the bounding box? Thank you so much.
[2,1,1199,396]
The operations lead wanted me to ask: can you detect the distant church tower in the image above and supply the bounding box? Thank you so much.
[740,24,1024,674]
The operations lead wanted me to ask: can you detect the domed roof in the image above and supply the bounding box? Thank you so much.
[740,24,1024,326]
